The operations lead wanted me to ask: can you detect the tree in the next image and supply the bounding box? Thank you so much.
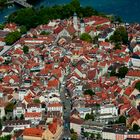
[135,82,140,91]
[0,24,4,29]
[110,70,116,77]
[40,31,50,35]
[85,113,90,120]
[117,66,128,78]
[0,0,6,6]
[71,133,78,140]
[7,1,103,30]
[9,116,12,120]
[118,115,126,124]
[15,116,18,120]
[23,45,29,54]
[80,33,92,43]
[33,99,40,104]
[0,135,11,140]
[115,16,123,23]
[70,128,75,133]
[0,119,2,130]
[110,26,128,44]
[96,133,101,139]
[90,133,95,138]
[20,25,27,34]
[83,132,89,137]
[132,123,139,131]
[20,114,24,120]
[5,102,15,114]
[85,113,94,121]
[113,43,121,50]
[70,0,80,11]
[5,31,21,45]
[2,116,6,121]
[84,89,95,96]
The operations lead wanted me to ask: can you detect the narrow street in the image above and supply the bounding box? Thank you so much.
[59,77,71,140]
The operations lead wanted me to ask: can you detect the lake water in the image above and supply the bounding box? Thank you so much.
[0,0,139,23]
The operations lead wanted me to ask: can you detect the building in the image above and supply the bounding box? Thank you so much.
[23,128,44,140]
[25,112,42,125]
[43,118,63,140]
[70,116,84,135]
[3,120,30,131]
[99,104,118,116]
[102,126,140,140]
[13,102,26,118]
[47,102,63,113]
[27,103,42,113]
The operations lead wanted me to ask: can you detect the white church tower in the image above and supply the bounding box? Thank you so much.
[73,12,78,31]
[80,18,85,34]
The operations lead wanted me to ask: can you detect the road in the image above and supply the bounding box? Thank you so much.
[59,80,71,140]
[0,45,12,56]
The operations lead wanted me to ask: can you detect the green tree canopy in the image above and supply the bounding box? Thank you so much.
[5,31,21,45]
[118,115,126,124]
[110,26,128,44]
[85,113,94,121]
[96,133,101,139]
[40,31,50,35]
[90,133,95,138]
[0,0,6,6]
[23,45,29,54]
[132,123,139,131]
[0,135,11,140]
[0,24,5,30]
[0,119,2,130]
[83,132,89,137]
[20,25,27,34]
[80,33,92,43]
[135,81,140,91]
[20,114,24,120]
[71,133,78,140]
[33,99,40,104]
[5,102,15,113]
[7,1,104,29]
[83,89,95,96]
[117,66,128,78]
[70,0,80,11]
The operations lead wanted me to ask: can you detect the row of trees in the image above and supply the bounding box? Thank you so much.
[7,0,105,29]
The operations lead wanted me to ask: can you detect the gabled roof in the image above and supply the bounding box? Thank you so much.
[23,128,44,137]
[25,112,41,118]
[48,102,62,108]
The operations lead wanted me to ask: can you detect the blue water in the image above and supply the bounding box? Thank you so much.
[0,0,140,23]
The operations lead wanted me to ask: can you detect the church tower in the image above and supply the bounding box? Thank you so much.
[80,18,85,34]
[73,12,78,31]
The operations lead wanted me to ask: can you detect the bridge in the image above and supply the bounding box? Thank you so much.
[11,0,32,8]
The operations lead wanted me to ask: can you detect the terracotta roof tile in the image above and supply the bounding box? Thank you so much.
[23,128,44,137]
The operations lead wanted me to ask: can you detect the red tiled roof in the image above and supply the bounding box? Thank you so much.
[124,87,134,96]
[25,112,41,118]
[48,119,57,134]
[23,128,44,137]
[48,79,59,88]
[48,102,62,108]
[70,117,84,125]
[126,70,140,77]
[54,25,63,34]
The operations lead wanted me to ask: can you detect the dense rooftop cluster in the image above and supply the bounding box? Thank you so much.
[0,12,139,140]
